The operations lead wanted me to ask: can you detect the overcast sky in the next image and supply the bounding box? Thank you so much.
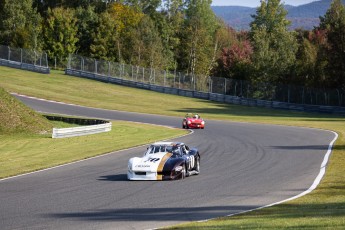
[211,0,320,7]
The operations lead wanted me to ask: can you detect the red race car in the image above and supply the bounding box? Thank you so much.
[182,113,205,129]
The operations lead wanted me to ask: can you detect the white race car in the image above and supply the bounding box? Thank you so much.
[127,142,200,180]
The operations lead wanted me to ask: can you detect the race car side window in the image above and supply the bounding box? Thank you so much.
[181,146,187,155]
[145,145,155,155]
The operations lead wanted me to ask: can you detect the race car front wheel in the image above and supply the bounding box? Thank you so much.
[195,157,200,173]
[181,164,186,179]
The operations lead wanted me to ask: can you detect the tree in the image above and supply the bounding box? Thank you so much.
[111,2,143,63]
[0,0,42,49]
[250,0,297,84]
[89,11,117,61]
[43,7,78,66]
[215,39,253,80]
[75,6,99,56]
[178,0,219,76]
[130,15,165,68]
[123,0,161,15]
[159,0,185,70]
[319,0,345,89]
[294,29,328,88]
[33,0,110,16]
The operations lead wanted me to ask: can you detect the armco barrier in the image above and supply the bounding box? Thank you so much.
[52,122,112,138]
[65,69,345,115]
[0,58,50,74]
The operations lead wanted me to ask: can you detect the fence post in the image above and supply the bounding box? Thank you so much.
[142,67,144,82]
[164,71,166,87]
[8,46,10,60]
[95,60,97,74]
[193,75,196,91]
[174,69,176,88]
[45,52,48,67]
[20,49,23,63]
[153,68,155,84]
[67,54,70,69]
[302,87,305,104]
[108,61,110,77]
[131,65,134,80]
[209,77,213,93]
[224,78,227,95]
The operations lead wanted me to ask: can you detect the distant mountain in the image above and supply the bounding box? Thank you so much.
[212,0,345,31]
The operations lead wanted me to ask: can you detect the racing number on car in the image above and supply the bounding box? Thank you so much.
[189,156,195,169]
[144,158,160,163]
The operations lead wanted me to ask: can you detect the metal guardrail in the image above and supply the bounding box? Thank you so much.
[65,69,345,115]
[0,59,50,74]
[0,45,50,74]
[52,122,112,138]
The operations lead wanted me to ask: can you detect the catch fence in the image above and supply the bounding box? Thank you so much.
[67,54,345,108]
[0,45,50,73]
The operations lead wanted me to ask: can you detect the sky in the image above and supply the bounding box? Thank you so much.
[211,0,320,7]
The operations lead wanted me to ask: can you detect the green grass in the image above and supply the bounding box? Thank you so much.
[0,86,52,134]
[0,121,186,179]
[0,66,344,228]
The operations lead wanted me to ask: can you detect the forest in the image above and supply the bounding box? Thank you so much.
[0,0,344,94]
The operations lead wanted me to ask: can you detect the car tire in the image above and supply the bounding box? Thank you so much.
[195,157,200,174]
[181,164,186,179]
[185,163,190,177]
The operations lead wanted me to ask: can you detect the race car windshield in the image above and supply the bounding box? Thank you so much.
[145,145,181,155]
[146,145,172,154]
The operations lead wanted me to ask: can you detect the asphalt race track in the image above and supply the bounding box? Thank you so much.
[0,95,337,230]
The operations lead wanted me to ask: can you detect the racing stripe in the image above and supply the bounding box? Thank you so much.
[156,153,172,180]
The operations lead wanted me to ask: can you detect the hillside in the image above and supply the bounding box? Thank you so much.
[212,0,345,31]
[0,87,52,134]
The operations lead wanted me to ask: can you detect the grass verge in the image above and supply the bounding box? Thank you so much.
[0,120,186,179]
[0,66,344,228]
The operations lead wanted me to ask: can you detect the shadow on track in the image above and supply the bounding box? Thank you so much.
[98,174,128,181]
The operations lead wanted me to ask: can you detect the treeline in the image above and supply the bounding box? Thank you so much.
[0,0,344,91]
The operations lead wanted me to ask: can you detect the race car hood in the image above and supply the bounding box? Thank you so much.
[130,152,173,173]
[187,118,203,123]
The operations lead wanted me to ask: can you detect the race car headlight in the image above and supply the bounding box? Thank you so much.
[201,121,205,125]
[174,166,183,172]
[187,120,191,124]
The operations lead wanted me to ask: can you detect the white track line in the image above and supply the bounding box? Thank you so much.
[196,130,339,223]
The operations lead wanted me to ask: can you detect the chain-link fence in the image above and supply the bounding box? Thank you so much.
[0,45,50,73]
[67,54,345,107]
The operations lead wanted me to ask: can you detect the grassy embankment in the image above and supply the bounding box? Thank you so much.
[0,66,344,228]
